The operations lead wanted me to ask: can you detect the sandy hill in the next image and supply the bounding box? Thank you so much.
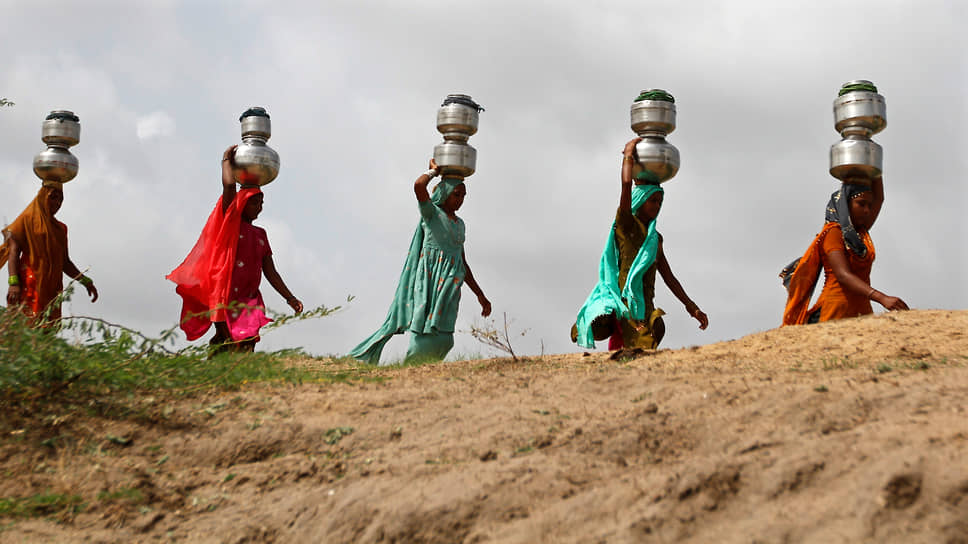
[3,309,967,543]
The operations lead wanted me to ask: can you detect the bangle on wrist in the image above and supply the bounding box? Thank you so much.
[424,168,438,179]
[623,155,634,163]
[867,287,877,300]
[8,275,19,286]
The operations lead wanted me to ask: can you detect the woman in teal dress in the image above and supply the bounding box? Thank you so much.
[350,159,491,365]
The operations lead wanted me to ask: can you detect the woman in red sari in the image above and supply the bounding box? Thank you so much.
[167,146,302,352]
[2,183,98,321]
[782,177,907,325]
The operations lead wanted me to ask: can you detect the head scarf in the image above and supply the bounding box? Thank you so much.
[574,184,664,348]
[0,186,68,319]
[431,178,464,207]
[825,183,871,257]
[166,188,262,340]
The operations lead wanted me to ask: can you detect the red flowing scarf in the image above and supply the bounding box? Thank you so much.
[166,188,261,340]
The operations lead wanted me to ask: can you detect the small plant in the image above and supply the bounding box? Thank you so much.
[467,312,529,361]
[96,487,144,505]
[814,385,829,393]
[324,427,354,445]
[876,363,893,374]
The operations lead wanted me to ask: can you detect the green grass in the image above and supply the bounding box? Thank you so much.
[0,492,84,519]
[96,487,144,505]
[0,295,374,430]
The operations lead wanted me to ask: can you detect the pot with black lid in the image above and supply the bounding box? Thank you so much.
[232,107,280,186]
[33,110,80,185]
[432,94,483,179]
[829,80,885,184]
[630,89,680,183]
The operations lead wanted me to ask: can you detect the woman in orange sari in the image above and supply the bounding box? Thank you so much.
[781,177,907,325]
[2,183,99,321]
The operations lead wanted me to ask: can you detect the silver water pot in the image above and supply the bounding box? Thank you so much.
[829,138,882,181]
[833,80,886,137]
[630,90,679,183]
[829,80,885,184]
[635,138,680,183]
[33,110,80,183]
[432,94,483,179]
[232,107,280,186]
[630,92,676,136]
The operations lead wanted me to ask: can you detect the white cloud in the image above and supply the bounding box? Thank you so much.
[136,111,176,140]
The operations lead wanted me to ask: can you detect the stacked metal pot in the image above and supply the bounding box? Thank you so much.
[33,110,81,186]
[829,80,886,184]
[433,94,484,179]
[232,107,280,186]
[630,89,679,183]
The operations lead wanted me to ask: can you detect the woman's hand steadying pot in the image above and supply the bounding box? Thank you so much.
[623,137,642,157]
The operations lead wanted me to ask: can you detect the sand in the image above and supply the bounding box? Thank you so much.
[1,309,966,543]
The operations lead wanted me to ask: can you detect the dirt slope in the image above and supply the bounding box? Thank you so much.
[2,309,967,543]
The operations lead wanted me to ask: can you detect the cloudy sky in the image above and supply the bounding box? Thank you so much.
[2,0,965,361]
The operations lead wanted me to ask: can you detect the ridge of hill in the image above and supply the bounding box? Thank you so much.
[2,309,966,543]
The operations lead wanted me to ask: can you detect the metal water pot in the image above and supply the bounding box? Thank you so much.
[833,80,886,137]
[635,138,680,183]
[630,93,676,136]
[829,138,883,181]
[432,94,483,179]
[232,107,280,186]
[630,90,679,183]
[829,80,885,184]
[33,110,80,183]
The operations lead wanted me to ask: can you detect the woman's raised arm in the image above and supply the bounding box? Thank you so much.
[619,138,641,211]
[414,158,441,203]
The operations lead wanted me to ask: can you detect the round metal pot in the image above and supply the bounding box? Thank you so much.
[233,139,280,186]
[833,90,886,136]
[635,137,680,183]
[33,147,79,183]
[630,99,676,136]
[41,110,81,147]
[433,140,477,178]
[437,99,479,140]
[829,138,882,182]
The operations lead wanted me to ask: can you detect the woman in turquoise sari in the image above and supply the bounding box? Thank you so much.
[350,159,491,365]
[572,138,708,352]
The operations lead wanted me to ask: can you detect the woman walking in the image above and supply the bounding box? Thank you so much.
[350,159,491,365]
[573,138,707,351]
[782,177,907,324]
[167,145,302,352]
[3,184,98,321]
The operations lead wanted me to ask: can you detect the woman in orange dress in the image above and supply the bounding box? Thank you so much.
[781,177,907,325]
[2,184,98,321]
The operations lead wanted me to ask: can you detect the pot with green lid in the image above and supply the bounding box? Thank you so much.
[232,107,280,186]
[630,89,676,136]
[829,80,885,184]
[630,89,679,183]
[432,94,483,179]
[833,79,886,137]
[33,110,80,184]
